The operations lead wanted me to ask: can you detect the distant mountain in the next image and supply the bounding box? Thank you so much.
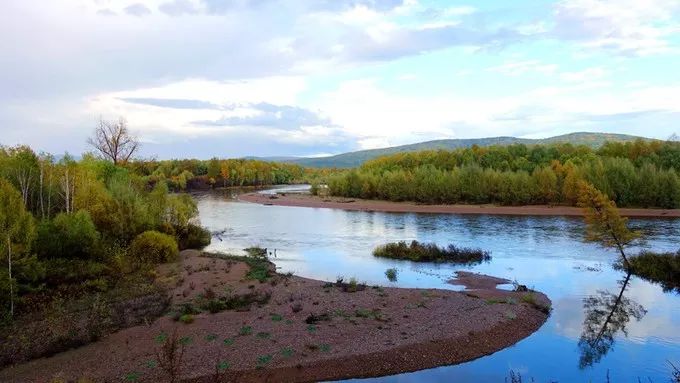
[242,156,302,162]
[286,132,653,168]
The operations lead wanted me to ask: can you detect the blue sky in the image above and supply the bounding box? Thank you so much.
[1,0,679,159]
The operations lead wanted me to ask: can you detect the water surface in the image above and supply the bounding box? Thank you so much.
[197,186,680,382]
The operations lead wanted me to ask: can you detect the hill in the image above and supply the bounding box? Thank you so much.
[287,132,652,168]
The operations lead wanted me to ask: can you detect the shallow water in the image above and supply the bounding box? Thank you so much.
[197,186,680,382]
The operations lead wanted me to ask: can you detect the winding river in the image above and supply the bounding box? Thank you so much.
[196,186,680,382]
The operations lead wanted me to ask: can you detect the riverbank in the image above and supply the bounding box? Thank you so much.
[1,250,550,383]
[240,192,680,218]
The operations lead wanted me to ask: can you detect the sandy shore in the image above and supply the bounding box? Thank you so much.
[240,192,680,218]
[2,250,550,383]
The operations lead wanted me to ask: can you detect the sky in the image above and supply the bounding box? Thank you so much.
[1,0,679,159]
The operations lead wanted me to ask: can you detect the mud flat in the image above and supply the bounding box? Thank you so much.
[1,250,550,383]
[240,192,680,218]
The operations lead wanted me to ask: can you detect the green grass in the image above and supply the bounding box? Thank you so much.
[239,326,253,336]
[154,332,167,344]
[281,347,294,358]
[319,343,331,353]
[145,360,157,369]
[270,313,283,322]
[205,334,217,342]
[307,324,317,333]
[179,336,192,346]
[179,314,194,324]
[256,331,271,339]
[256,354,273,367]
[125,371,140,381]
[223,337,235,346]
[217,360,230,371]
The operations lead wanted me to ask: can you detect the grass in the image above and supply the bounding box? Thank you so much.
[178,314,194,324]
[223,337,234,346]
[125,371,140,381]
[256,354,273,368]
[281,347,294,358]
[270,313,283,322]
[319,343,331,353]
[307,324,317,333]
[385,268,398,282]
[256,331,271,339]
[373,240,491,264]
[629,250,680,293]
[239,325,253,336]
[205,334,217,342]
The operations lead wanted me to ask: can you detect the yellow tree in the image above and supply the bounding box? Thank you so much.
[577,181,640,270]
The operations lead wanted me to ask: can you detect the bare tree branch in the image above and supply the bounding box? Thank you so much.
[87,117,140,165]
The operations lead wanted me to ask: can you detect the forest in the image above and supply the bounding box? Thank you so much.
[326,140,680,208]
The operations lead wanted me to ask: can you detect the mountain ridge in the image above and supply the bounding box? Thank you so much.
[276,132,654,168]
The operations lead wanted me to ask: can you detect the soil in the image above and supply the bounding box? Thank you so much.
[239,192,680,218]
[1,250,550,383]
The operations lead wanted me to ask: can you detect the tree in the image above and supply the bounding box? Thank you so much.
[87,117,139,165]
[577,181,640,270]
[0,178,35,317]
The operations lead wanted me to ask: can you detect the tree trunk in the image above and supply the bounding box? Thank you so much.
[7,236,13,318]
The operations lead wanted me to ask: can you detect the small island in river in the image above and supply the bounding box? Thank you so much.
[2,250,550,383]
[240,192,680,218]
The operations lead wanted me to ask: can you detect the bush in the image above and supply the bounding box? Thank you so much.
[35,210,100,260]
[629,250,680,292]
[373,240,491,264]
[176,224,211,250]
[129,231,179,265]
[385,268,398,282]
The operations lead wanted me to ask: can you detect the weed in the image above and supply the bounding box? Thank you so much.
[239,326,253,336]
[256,354,273,368]
[385,268,398,282]
[145,360,157,369]
[291,302,303,313]
[305,313,331,324]
[256,332,271,339]
[270,313,283,322]
[307,324,317,333]
[179,314,194,324]
[205,334,217,342]
[223,337,234,346]
[319,343,331,353]
[155,330,187,383]
[217,360,230,371]
[281,347,294,358]
[336,276,344,284]
[154,332,168,344]
[504,310,517,320]
[125,371,140,381]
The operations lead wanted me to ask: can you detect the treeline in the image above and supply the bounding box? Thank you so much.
[130,158,314,190]
[327,140,680,208]
[0,145,210,319]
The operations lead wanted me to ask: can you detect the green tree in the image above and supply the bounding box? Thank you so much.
[0,178,36,317]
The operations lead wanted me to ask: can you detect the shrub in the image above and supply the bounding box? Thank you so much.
[176,224,211,250]
[385,268,398,282]
[35,210,100,260]
[129,231,179,265]
[373,240,491,264]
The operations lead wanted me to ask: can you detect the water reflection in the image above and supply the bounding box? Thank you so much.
[196,188,680,382]
[578,272,647,368]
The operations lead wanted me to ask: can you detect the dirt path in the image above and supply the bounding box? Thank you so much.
[240,192,680,218]
[2,250,550,383]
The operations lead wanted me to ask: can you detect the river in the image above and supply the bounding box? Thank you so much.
[196,186,680,382]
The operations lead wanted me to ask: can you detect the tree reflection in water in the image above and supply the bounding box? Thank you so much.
[578,272,647,368]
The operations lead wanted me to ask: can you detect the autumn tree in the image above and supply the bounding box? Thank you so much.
[0,178,36,317]
[577,181,640,270]
[87,117,139,165]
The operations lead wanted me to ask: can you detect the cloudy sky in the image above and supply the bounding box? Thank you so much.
[1,0,679,159]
